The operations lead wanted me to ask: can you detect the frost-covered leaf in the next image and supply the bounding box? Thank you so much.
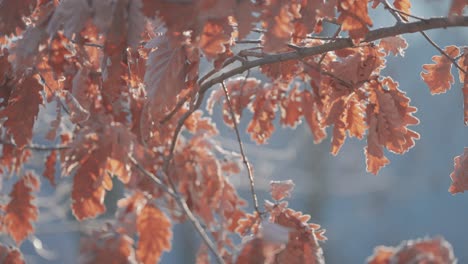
[4,173,40,245]
[449,148,468,194]
[0,75,43,147]
[270,180,295,201]
[367,236,456,264]
[0,244,25,264]
[379,36,408,57]
[136,204,172,264]
[421,45,460,94]
[337,0,373,43]
[449,0,467,16]
[43,150,57,187]
[80,228,136,264]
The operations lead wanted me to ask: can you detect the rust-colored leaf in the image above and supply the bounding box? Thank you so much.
[449,0,467,16]
[0,0,36,35]
[4,173,40,245]
[0,244,25,264]
[80,229,136,264]
[379,36,408,57]
[421,45,460,94]
[247,85,280,144]
[43,150,57,186]
[262,1,295,52]
[136,204,172,264]
[0,75,43,147]
[270,180,295,201]
[449,148,468,194]
[367,236,456,264]
[393,0,411,21]
[459,48,468,125]
[337,0,373,43]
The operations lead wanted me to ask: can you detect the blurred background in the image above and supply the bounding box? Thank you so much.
[4,1,467,263]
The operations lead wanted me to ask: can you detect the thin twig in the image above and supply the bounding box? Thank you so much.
[0,139,70,151]
[301,60,353,88]
[199,16,468,94]
[159,91,225,264]
[220,81,260,215]
[318,26,342,65]
[236,39,262,44]
[159,95,190,124]
[420,31,466,74]
[128,155,177,198]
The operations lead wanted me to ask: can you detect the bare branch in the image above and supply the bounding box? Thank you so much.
[199,16,468,94]
[127,155,177,198]
[0,139,69,151]
[220,81,261,215]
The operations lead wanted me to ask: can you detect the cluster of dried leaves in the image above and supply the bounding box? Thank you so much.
[0,0,466,263]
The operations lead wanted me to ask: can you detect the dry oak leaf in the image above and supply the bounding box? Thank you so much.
[458,47,468,124]
[247,84,281,144]
[302,90,327,144]
[3,173,40,245]
[236,237,285,264]
[199,18,232,60]
[365,79,420,174]
[261,0,295,52]
[379,36,408,57]
[449,0,468,16]
[272,208,325,264]
[144,35,188,115]
[270,180,296,201]
[421,45,460,94]
[43,150,57,186]
[80,229,136,264]
[393,0,411,21]
[0,75,43,148]
[448,148,468,194]
[207,77,260,127]
[136,204,172,264]
[0,0,36,35]
[337,0,373,43]
[367,236,456,264]
[0,244,25,264]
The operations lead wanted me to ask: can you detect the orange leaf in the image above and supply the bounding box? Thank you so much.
[393,0,411,21]
[0,75,43,147]
[4,173,40,245]
[136,204,172,264]
[459,48,468,125]
[448,148,468,194]
[449,0,467,16]
[43,150,57,186]
[247,85,280,144]
[0,244,25,264]
[302,90,327,144]
[262,1,295,52]
[379,36,408,57]
[144,36,187,115]
[367,237,455,264]
[365,110,390,175]
[338,0,373,43]
[0,0,36,35]
[270,180,295,201]
[421,45,460,94]
[80,229,136,264]
[199,19,232,59]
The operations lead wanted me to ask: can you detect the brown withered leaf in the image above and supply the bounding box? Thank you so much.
[421,45,460,94]
[367,236,456,264]
[4,173,40,245]
[449,148,468,194]
[136,204,172,264]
